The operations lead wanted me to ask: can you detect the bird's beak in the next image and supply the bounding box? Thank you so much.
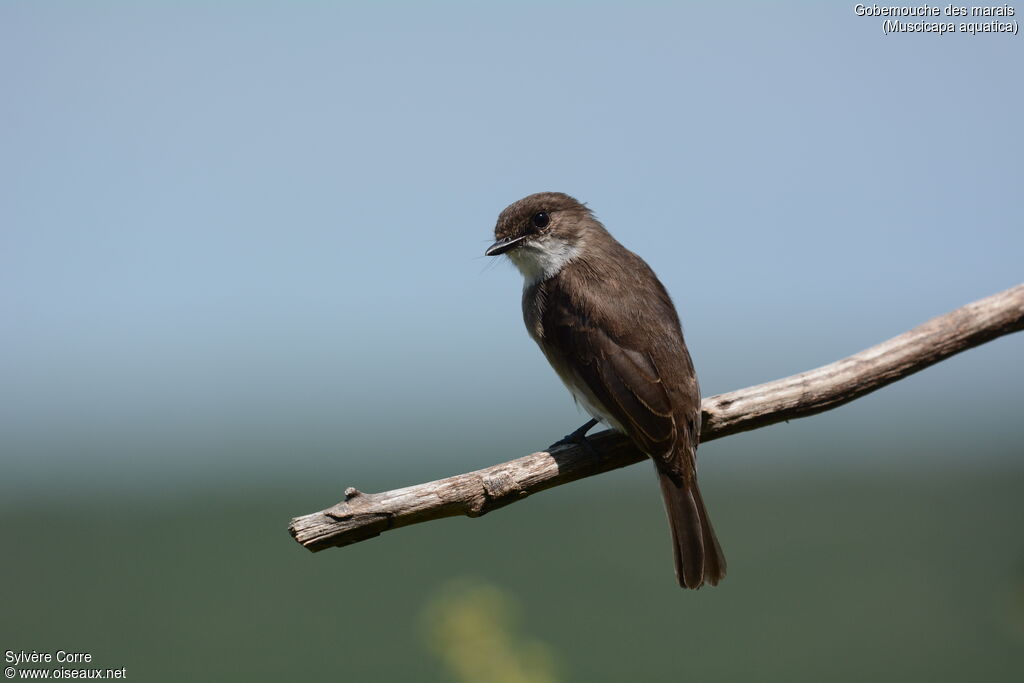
[485,234,527,256]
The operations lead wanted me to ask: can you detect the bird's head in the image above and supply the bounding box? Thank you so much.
[486,192,595,284]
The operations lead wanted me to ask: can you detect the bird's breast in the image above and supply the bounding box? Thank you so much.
[522,281,625,434]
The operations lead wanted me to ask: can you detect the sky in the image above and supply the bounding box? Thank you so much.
[2,2,1022,496]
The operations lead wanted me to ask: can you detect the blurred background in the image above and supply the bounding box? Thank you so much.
[2,2,1022,681]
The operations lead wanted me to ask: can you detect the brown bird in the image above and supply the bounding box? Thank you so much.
[485,192,725,588]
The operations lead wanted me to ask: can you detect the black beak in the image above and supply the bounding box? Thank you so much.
[485,235,527,256]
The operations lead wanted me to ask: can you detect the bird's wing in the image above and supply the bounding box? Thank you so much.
[544,298,699,486]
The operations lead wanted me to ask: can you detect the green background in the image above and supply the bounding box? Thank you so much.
[4,430,1023,681]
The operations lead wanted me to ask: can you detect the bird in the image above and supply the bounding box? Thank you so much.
[485,191,726,588]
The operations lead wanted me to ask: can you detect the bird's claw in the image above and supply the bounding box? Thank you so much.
[547,418,600,457]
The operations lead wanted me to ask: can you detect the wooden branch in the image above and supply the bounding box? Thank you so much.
[289,284,1024,552]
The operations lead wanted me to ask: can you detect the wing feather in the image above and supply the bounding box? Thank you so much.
[546,310,689,473]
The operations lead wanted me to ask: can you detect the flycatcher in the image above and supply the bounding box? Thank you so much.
[485,192,726,588]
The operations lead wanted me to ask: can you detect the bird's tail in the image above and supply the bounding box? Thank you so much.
[657,471,727,588]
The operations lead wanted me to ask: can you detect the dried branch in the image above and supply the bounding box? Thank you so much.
[289,284,1024,552]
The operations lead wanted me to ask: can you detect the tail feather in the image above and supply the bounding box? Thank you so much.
[658,472,727,588]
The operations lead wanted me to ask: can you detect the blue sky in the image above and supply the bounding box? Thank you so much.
[2,3,1021,492]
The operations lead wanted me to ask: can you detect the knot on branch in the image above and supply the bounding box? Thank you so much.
[450,469,527,518]
[324,489,393,529]
[463,470,526,517]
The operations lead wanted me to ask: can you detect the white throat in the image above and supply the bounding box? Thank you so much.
[508,237,581,286]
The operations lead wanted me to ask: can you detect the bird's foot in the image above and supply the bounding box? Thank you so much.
[547,418,600,457]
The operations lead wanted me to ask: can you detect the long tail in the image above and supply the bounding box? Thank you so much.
[657,471,727,588]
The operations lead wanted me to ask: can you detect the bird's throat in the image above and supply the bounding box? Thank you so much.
[509,238,581,286]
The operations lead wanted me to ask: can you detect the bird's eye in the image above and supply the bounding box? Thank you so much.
[530,212,550,230]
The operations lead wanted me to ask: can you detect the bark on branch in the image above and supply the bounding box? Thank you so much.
[289,284,1024,552]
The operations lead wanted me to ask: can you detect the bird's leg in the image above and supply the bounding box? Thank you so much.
[548,418,600,456]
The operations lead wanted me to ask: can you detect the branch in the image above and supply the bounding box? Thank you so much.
[289,284,1024,552]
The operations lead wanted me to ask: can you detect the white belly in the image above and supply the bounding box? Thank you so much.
[555,366,627,434]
